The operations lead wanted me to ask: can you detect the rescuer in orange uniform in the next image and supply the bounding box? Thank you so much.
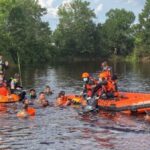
[81,72,96,99]
[91,61,118,99]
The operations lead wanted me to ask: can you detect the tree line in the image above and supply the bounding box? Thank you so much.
[0,0,150,65]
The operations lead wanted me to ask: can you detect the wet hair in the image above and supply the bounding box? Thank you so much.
[42,100,49,107]
[23,98,29,104]
[45,85,50,88]
[58,91,65,97]
[29,89,36,99]
[30,89,36,92]
[39,92,45,95]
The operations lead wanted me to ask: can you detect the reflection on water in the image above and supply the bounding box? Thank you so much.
[0,61,150,150]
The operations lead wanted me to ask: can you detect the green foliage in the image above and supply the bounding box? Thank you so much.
[0,0,149,64]
[0,0,53,64]
[53,0,99,57]
[135,0,150,57]
[102,9,135,56]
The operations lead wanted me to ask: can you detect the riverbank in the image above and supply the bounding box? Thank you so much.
[109,53,150,63]
[4,53,150,68]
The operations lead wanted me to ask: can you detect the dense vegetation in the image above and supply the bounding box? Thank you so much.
[0,0,54,64]
[0,0,150,65]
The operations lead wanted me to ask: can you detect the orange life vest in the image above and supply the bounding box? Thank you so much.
[0,86,8,96]
[26,107,36,116]
[105,80,116,92]
[56,96,68,106]
[17,107,36,117]
[99,70,111,80]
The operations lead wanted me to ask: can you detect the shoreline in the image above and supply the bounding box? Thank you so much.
[4,55,150,67]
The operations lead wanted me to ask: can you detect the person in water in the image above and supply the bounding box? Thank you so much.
[17,99,36,118]
[44,85,53,95]
[56,91,87,106]
[37,92,49,107]
[26,89,37,105]
[56,91,69,106]
[0,54,9,74]
[29,89,37,99]
[144,113,150,122]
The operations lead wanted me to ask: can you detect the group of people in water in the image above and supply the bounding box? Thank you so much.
[17,86,53,117]
[0,54,54,117]
[0,53,120,116]
[1,54,150,121]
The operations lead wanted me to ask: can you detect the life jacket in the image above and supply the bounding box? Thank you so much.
[56,96,68,106]
[0,86,9,96]
[84,77,97,96]
[56,95,87,106]
[99,70,111,80]
[26,107,36,116]
[114,91,119,97]
[17,107,36,117]
[69,96,87,106]
[111,79,118,92]
[83,83,93,97]
[105,80,116,92]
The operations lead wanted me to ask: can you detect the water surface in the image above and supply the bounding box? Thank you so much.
[0,61,150,150]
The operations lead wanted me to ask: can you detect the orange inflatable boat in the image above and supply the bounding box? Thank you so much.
[97,92,150,114]
[0,94,20,103]
[59,92,150,114]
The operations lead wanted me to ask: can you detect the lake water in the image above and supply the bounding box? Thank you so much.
[0,61,150,150]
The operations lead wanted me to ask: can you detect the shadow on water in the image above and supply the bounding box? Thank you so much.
[0,60,150,150]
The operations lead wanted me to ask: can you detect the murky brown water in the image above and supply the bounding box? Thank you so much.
[0,61,150,150]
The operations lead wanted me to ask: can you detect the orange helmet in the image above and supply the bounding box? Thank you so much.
[82,72,89,78]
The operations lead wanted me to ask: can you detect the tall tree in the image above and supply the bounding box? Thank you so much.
[137,0,150,56]
[0,0,13,52]
[0,0,53,64]
[53,0,96,57]
[102,9,135,56]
